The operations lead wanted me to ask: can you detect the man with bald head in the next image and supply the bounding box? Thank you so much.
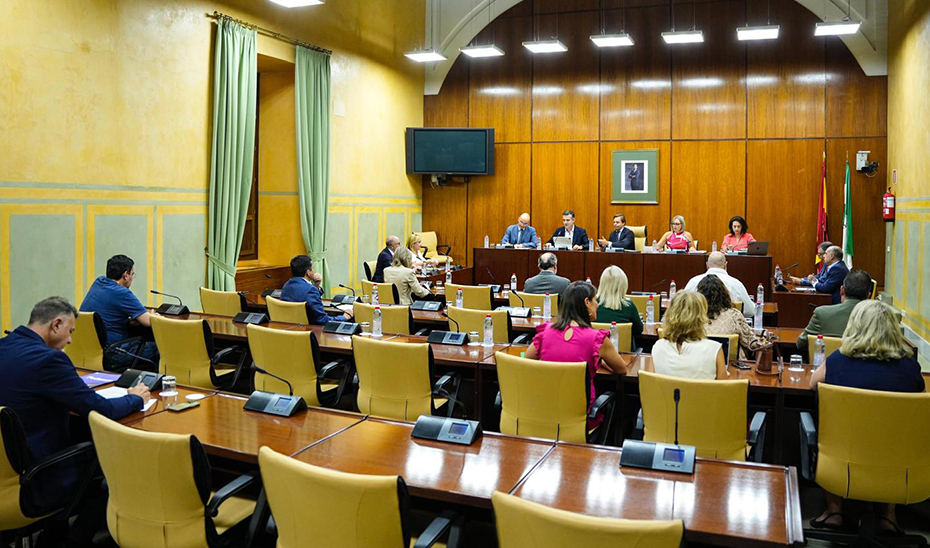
[373,235,401,283]
[501,213,539,248]
[683,251,755,318]
[523,253,570,297]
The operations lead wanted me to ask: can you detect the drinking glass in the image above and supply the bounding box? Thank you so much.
[360,322,371,334]
[788,354,804,372]
[532,306,542,318]
[160,375,178,398]
[468,331,481,346]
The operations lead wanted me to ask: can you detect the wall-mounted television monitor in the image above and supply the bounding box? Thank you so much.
[405,128,495,175]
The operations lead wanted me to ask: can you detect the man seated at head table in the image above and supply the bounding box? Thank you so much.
[281,255,352,324]
[0,297,150,544]
[796,269,873,354]
[789,241,832,284]
[523,252,570,298]
[373,235,401,283]
[547,210,589,250]
[500,212,539,248]
[683,251,755,318]
[80,253,159,372]
[597,213,635,251]
[792,245,849,304]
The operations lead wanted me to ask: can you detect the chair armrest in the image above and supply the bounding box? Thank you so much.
[21,441,97,518]
[799,412,818,481]
[432,373,458,396]
[748,411,767,463]
[414,328,430,336]
[319,360,347,380]
[436,245,452,257]
[211,345,243,365]
[207,472,256,518]
[22,441,95,484]
[512,334,532,345]
[495,391,502,410]
[413,513,462,548]
[587,391,615,421]
[632,408,644,440]
[352,373,359,388]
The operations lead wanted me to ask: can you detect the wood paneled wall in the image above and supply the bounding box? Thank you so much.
[422,0,887,282]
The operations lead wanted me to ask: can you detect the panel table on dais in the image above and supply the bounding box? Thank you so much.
[583,252,645,291]
[725,254,774,301]
[642,253,706,294]
[526,249,585,283]
[474,248,531,289]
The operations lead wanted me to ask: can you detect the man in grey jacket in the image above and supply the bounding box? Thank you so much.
[796,269,872,354]
[523,253,570,297]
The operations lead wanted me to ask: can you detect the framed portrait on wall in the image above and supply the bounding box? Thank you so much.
[611,149,659,204]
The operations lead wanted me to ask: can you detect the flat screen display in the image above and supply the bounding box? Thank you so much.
[406,128,494,175]
[663,448,685,463]
[273,397,291,412]
[449,422,469,436]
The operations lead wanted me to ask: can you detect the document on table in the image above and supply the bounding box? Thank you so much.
[97,386,157,412]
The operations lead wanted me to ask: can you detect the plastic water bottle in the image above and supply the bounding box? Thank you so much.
[646,295,655,325]
[651,239,658,252]
[445,259,452,284]
[813,335,826,369]
[588,239,594,252]
[774,265,783,285]
[668,280,677,300]
[510,273,517,292]
[483,314,494,347]
[371,284,379,305]
[712,240,717,252]
[610,322,619,350]
[754,302,763,333]
[536,240,542,250]
[455,288,464,308]
[484,235,489,248]
[543,293,552,320]
[372,306,383,338]
[585,277,592,285]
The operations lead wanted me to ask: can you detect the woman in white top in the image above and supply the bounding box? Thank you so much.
[406,233,438,271]
[383,246,432,305]
[650,291,728,380]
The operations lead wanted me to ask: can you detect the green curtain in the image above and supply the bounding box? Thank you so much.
[295,46,332,295]
[206,19,257,290]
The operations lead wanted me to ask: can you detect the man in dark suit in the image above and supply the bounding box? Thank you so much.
[598,213,635,251]
[627,164,643,191]
[281,255,351,324]
[547,210,589,250]
[797,269,872,353]
[372,235,401,283]
[806,246,849,304]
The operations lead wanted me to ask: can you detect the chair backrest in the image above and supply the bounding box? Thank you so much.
[447,306,510,343]
[639,370,749,460]
[708,333,739,362]
[352,303,412,335]
[247,325,323,407]
[89,412,212,547]
[199,287,242,316]
[0,407,38,530]
[870,278,878,299]
[445,283,492,310]
[150,315,214,389]
[364,261,377,281]
[628,225,647,252]
[492,491,683,548]
[807,335,843,364]
[731,301,744,313]
[414,231,443,260]
[625,294,652,317]
[258,447,407,548]
[816,383,930,504]
[591,322,633,352]
[63,311,106,371]
[495,352,588,442]
[510,292,559,316]
[353,336,435,420]
[360,280,399,305]
[266,296,310,324]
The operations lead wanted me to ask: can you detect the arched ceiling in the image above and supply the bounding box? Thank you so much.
[419,0,887,95]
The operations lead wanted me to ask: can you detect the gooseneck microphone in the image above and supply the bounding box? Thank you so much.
[338,284,356,296]
[441,311,461,333]
[252,364,294,396]
[237,291,260,308]
[150,289,183,305]
[111,345,157,369]
[649,278,669,290]
[673,388,681,446]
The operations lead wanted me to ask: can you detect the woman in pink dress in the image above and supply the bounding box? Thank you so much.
[655,215,695,251]
[721,215,756,252]
[524,281,631,428]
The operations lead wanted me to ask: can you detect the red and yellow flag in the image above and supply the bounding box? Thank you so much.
[815,151,829,272]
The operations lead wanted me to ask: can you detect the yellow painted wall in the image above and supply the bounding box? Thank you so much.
[0,0,424,327]
[887,1,930,354]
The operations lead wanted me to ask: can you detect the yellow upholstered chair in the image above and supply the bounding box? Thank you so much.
[624,294,654,317]
[353,335,461,420]
[800,384,930,546]
[445,283,493,310]
[628,225,647,252]
[360,280,400,305]
[638,371,766,461]
[492,491,683,548]
[258,447,461,548]
[708,333,739,362]
[64,311,107,371]
[150,315,244,389]
[363,260,377,281]
[731,301,744,314]
[806,335,842,365]
[265,296,310,324]
[591,322,633,353]
[495,352,614,444]
[414,231,451,264]
[509,291,559,316]
[88,412,256,548]
[352,302,413,335]
[247,325,349,408]
[446,306,511,343]
[199,287,242,316]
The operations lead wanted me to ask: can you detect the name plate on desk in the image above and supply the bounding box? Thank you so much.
[156,303,189,316]
[233,312,270,325]
[323,321,362,335]
[411,415,482,445]
[496,305,530,318]
[331,294,357,305]
[243,391,307,417]
[411,301,443,311]
[620,439,695,474]
[426,330,467,346]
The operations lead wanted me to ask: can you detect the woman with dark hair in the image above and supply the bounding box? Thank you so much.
[524,281,630,427]
[721,215,755,252]
[698,275,766,360]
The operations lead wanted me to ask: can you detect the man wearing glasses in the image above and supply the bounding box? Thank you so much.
[80,254,159,372]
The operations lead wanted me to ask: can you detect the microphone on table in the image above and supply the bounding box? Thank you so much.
[237,291,261,308]
[441,311,461,332]
[338,284,356,296]
[111,345,157,369]
[252,364,294,396]
[151,289,183,305]
[673,388,681,446]
[150,290,190,315]
[782,262,800,272]
[649,278,668,290]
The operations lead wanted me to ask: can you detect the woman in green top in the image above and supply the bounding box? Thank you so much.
[595,265,643,350]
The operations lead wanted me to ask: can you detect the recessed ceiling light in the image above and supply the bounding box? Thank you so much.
[461,45,505,58]
[268,0,323,7]
[737,25,780,41]
[404,50,447,63]
[661,30,704,44]
[590,33,635,47]
[522,39,568,53]
[814,21,861,36]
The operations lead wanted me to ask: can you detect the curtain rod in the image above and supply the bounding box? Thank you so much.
[208,11,332,55]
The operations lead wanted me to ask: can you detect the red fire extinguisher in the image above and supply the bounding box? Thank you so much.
[883,188,895,221]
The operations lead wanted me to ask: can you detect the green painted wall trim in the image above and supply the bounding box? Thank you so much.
[0,180,208,194]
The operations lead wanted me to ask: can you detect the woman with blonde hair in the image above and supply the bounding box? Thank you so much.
[650,291,727,379]
[595,266,643,349]
[655,215,696,251]
[406,233,438,270]
[383,246,432,305]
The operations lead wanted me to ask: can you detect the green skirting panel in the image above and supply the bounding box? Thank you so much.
[386,212,406,244]
[357,212,380,282]
[326,212,350,290]
[161,214,206,311]
[10,214,76,328]
[94,215,149,303]
[906,221,920,313]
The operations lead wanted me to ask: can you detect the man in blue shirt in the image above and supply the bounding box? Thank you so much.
[80,254,159,372]
[280,255,352,325]
[501,213,539,248]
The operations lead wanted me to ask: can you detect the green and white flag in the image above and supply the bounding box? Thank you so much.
[842,160,853,268]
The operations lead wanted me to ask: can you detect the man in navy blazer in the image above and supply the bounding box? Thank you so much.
[598,213,635,250]
[547,210,589,250]
[281,255,351,324]
[501,213,539,248]
[804,246,849,304]
[372,235,401,283]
